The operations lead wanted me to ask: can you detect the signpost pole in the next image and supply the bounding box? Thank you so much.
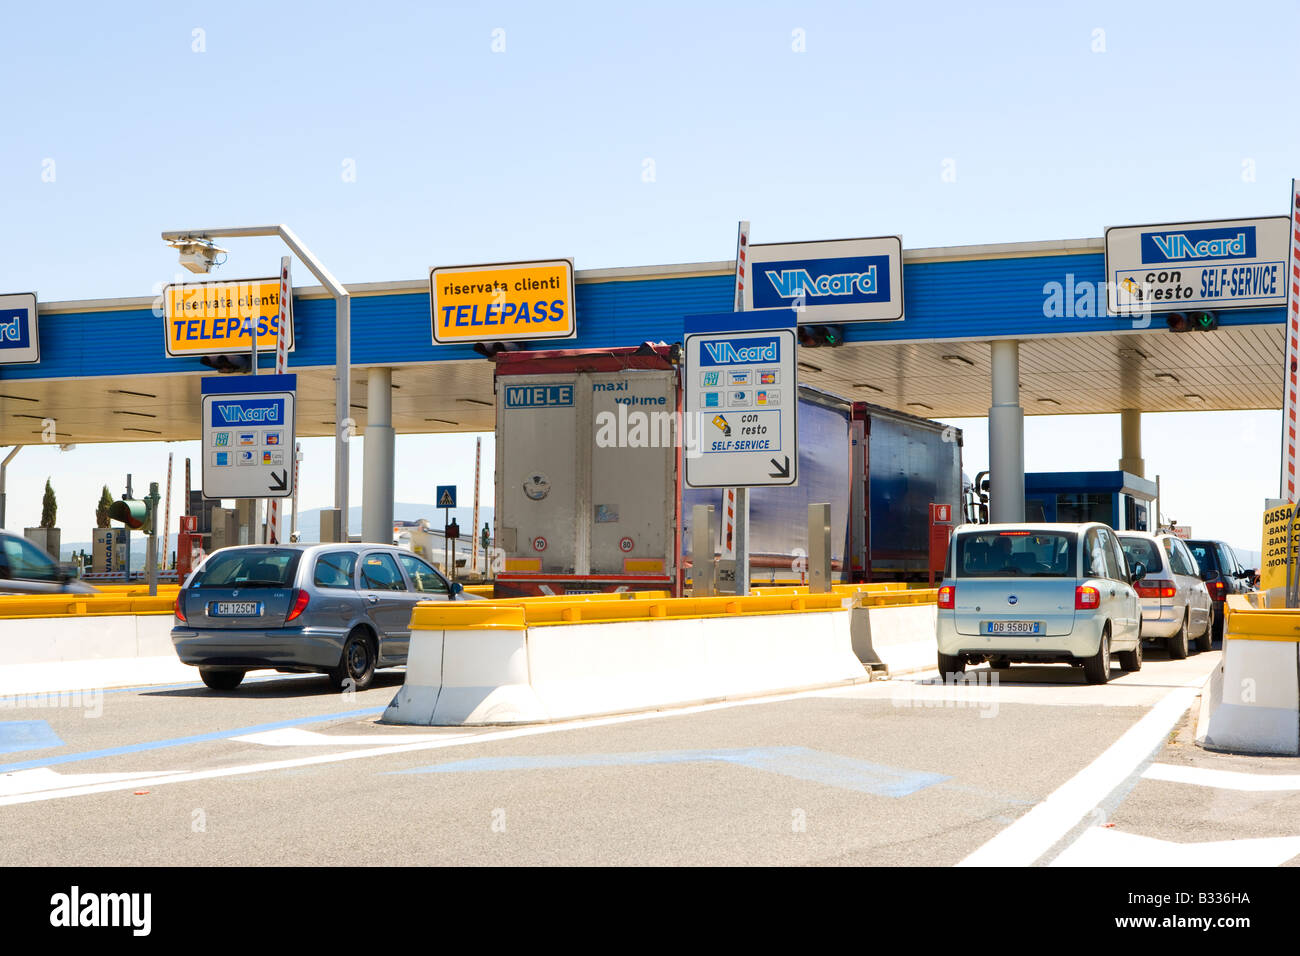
[268,257,291,545]
[472,437,481,575]
[732,220,751,596]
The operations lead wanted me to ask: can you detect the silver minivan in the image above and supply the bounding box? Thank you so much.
[1117,532,1213,658]
[171,543,481,691]
[936,522,1144,684]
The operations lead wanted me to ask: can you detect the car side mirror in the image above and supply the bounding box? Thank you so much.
[448,580,464,599]
[1129,562,1146,584]
[1238,568,1256,579]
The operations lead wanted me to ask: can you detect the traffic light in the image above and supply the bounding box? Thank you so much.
[472,342,523,359]
[1165,311,1218,333]
[108,497,147,531]
[199,354,252,373]
[797,324,846,348]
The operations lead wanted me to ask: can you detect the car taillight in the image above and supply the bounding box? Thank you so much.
[938,585,955,609]
[285,588,310,622]
[1208,580,1226,601]
[174,592,186,623]
[1136,579,1176,599]
[1075,585,1100,610]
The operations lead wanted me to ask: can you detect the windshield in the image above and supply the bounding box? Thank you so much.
[1118,536,1161,575]
[190,548,301,588]
[955,530,1077,577]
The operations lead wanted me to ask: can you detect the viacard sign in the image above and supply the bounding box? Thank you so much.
[743,236,904,323]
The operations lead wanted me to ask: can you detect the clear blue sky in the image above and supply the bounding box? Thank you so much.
[1,0,1295,557]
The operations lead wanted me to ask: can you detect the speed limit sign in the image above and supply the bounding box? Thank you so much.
[619,536,634,552]
[532,536,547,552]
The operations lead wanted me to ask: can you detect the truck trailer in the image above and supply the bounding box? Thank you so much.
[490,345,963,597]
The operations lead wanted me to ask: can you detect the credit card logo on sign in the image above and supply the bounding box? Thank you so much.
[237,433,257,446]
[700,371,720,387]
[212,432,230,447]
[699,337,780,366]
[728,370,751,386]
[238,451,256,466]
[759,370,777,385]
[264,432,281,446]
[1140,226,1255,264]
[703,392,721,408]
[214,452,229,467]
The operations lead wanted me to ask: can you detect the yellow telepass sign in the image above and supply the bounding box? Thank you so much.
[1260,503,1299,591]
[429,259,576,345]
[162,277,294,358]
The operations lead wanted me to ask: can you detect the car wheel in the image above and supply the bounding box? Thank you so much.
[937,652,965,682]
[199,668,245,691]
[329,629,376,691]
[1117,633,1142,672]
[1166,613,1189,660]
[1083,627,1112,685]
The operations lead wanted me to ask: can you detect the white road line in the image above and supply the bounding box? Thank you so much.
[1049,827,1300,867]
[0,768,187,798]
[232,727,473,747]
[0,683,861,807]
[1143,763,1300,792]
[956,686,1200,867]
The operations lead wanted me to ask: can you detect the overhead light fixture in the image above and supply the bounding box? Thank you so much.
[425,418,459,426]
[166,237,227,274]
[0,393,38,403]
[1121,347,1149,361]
[112,410,157,418]
[111,389,158,399]
[123,427,162,435]
[1037,398,1061,406]
[13,413,44,420]
[457,398,494,407]
[1155,372,1180,383]
[798,362,822,374]
[1183,393,1204,404]
[908,402,933,411]
[941,354,975,368]
[853,383,883,393]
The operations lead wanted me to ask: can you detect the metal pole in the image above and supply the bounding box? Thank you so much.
[162,453,173,570]
[472,437,481,575]
[160,224,350,540]
[362,367,395,544]
[0,445,22,529]
[291,442,301,542]
[731,219,751,596]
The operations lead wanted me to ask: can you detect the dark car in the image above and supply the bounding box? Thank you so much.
[1184,539,1255,642]
[171,543,482,691]
[0,530,97,595]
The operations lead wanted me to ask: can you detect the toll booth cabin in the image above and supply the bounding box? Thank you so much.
[1023,470,1155,532]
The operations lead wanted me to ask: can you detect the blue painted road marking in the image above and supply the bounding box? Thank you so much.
[0,721,63,757]
[0,706,385,774]
[391,746,949,797]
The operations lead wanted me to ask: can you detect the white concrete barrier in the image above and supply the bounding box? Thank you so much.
[1203,595,1300,756]
[850,603,939,677]
[382,594,868,726]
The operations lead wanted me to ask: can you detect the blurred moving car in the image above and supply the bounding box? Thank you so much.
[1117,531,1213,657]
[1184,539,1255,642]
[0,530,97,595]
[935,523,1144,685]
[171,543,483,691]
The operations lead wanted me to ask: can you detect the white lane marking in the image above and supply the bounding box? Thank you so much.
[0,683,866,807]
[956,686,1200,867]
[0,768,187,797]
[1050,827,1300,867]
[233,727,473,747]
[1143,763,1300,792]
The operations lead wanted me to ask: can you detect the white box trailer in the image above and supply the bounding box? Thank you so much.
[493,347,680,597]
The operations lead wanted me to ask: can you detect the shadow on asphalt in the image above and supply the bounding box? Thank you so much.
[142,669,406,700]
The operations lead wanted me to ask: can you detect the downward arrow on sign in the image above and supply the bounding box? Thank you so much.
[268,470,288,493]
[769,456,790,479]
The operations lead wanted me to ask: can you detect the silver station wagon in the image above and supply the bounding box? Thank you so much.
[935,522,1144,684]
[171,543,481,691]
